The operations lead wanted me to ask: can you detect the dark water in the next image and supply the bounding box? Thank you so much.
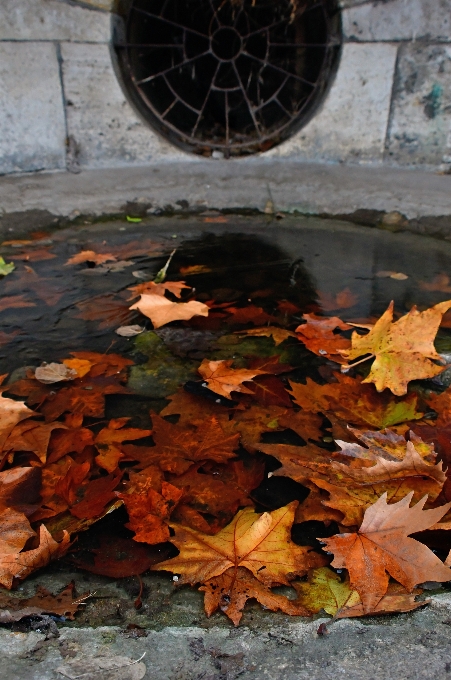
[2,213,451,378]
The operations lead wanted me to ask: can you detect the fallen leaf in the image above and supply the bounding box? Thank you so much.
[322,491,451,612]
[62,358,93,379]
[0,583,89,622]
[119,479,183,544]
[69,535,170,577]
[0,524,70,589]
[75,294,135,330]
[70,471,123,520]
[0,258,15,277]
[94,419,152,473]
[200,567,309,626]
[225,305,276,326]
[115,325,144,337]
[179,265,212,276]
[9,247,56,262]
[130,294,209,328]
[376,271,409,280]
[234,326,297,345]
[295,314,352,363]
[127,280,190,299]
[65,250,117,266]
[3,420,66,464]
[198,359,268,399]
[155,501,325,587]
[340,300,451,395]
[35,363,78,384]
[0,394,35,449]
[319,288,358,311]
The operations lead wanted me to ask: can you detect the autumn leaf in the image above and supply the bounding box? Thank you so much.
[65,250,117,266]
[94,419,152,472]
[127,280,190,299]
[234,326,296,346]
[2,420,66,464]
[288,374,423,429]
[322,492,451,612]
[319,288,358,312]
[200,567,309,626]
[69,471,122,520]
[295,567,425,618]
[155,501,325,587]
[224,305,276,326]
[0,583,89,622]
[0,524,70,589]
[419,274,451,293]
[339,300,451,395]
[295,314,352,363]
[130,293,209,328]
[0,394,35,450]
[128,414,239,475]
[198,359,268,399]
[34,363,78,384]
[75,294,135,330]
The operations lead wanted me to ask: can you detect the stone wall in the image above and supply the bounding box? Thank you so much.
[0,0,450,175]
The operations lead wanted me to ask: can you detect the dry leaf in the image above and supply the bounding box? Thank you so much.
[198,359,268,399]
[234,326,296,345]
[35,363,78,384]
[130,294,209,328]
[65,250,117,266]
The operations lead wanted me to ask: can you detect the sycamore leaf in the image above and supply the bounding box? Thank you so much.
[200,567,309,626]
[295,567,425,618]
[127,280,190,299]
[198,359,268,399]
[65,250,117,266]
[339,300,451,395]
[322,492,451,612]
[0,583,89,623]
[234,326,296,346]
[35,363,78,384]
[130,293,209,328]
[0,524,70,589]
[155,501,325,587]
[288,375,423,429]
[127,414,239,475]
[0,257,15,277]
[0,394,35,450]
[295,314,351,363]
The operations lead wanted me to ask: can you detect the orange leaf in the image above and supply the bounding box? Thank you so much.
[198,359,268,399]
[127,280,190,299]
[130,293,209,328]
[322,492,451,612]
[65,250,117,266]
[295,314,351,363]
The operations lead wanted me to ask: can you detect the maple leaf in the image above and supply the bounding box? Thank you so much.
[200,567,309,626]
[127,280,190,299]
[75,294,135,330]
[295,567,425,618]
[94,418,152,473]
[243,375,294,409]
[0,524,70,589]
[65,250,117,266]
[295,314,352,363]
[69,471,122,520]
[322,492,451,612]
[337,427,435,462]
[0,394,35,449]
[160,387,230,426]
[129,293,209,328]
[119,479,183,544]
[319,288,358,311]
[127,414,239,475]
[340,300,451,395]
[198,359,268,399]
[155,501,325,587]
[0,295,35,313]
[0,583,89,622]
[288,374,423,429]
[224,305,276,326]
[234,326,296,346]
[2,420,66,464]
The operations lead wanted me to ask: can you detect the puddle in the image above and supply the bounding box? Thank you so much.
[2,213,451,630]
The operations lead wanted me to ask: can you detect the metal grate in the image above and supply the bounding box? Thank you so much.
[114,0,342,156]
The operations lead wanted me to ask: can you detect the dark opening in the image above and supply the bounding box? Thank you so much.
[113,0,342,157]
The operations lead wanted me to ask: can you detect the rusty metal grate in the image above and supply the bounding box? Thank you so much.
[114,0,342,156]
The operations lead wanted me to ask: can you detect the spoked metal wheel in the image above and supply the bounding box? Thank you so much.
[114,0,342,156]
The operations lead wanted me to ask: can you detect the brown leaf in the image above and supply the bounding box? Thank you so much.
[127,280,190,299]
[65,250,117,266]
[295,314,351,363]
[0,583,89,622]
[234,326,296,345]
[35,363,78,384]
[198,359,268,399]
[322,492,451,612]
[0,295,35,313]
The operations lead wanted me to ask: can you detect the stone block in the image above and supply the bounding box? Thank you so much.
[271,43,397,163]
[387,44,451,167]
[0,42,66,174]
[61,43,186,168]
[343,0,451,42]
[0,0,110,42]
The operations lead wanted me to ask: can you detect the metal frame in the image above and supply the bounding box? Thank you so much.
[114,0,342,156]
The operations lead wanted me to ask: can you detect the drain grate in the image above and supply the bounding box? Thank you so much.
[114,0,342,156]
